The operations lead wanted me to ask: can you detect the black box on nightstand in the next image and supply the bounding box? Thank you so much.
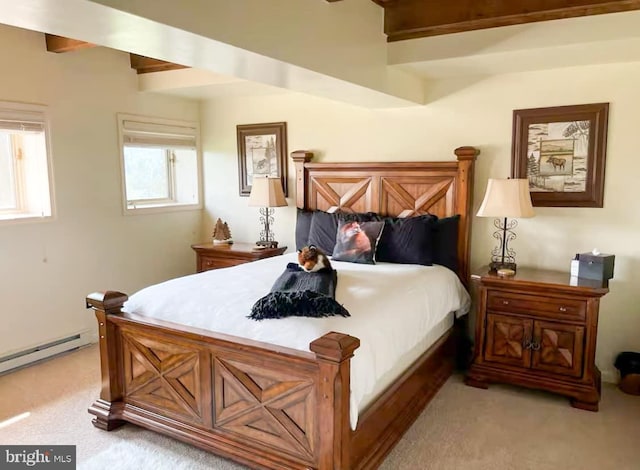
[578,252,615,284]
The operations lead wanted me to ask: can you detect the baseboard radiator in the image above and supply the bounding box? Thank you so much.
[0,330,94,375]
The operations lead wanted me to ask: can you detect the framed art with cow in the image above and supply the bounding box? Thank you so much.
[511,103,609,207]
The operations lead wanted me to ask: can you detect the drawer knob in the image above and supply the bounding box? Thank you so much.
[559,306,567,312]
[502,300,509,305]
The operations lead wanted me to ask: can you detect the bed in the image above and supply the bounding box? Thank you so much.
[86,146,479,470]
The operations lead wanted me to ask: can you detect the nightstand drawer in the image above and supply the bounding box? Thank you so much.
[487,291,586,322]
[200,256,243,271]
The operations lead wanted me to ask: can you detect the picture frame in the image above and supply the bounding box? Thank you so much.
[511,103,609,207]
[237,122,288,197]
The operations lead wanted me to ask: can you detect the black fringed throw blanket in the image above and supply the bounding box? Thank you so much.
[248,263,350,320]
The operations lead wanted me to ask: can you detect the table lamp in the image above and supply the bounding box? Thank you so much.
[248,176,288,248]
[477,178,535,272]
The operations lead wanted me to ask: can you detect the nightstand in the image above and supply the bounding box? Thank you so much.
[465,266,608,411]
[191,242,287,272]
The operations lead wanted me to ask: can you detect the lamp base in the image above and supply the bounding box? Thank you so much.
[256,240,279,249]
[489,261,517,273]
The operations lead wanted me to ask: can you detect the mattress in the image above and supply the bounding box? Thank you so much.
[123,253,470,429]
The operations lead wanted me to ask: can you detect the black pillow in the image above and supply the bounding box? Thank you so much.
[332,220,384,264]
[295,208,314,251]
[307,210,379,255]
[307,210,340,254]
[376,215,437,265]
[432,215,460,272]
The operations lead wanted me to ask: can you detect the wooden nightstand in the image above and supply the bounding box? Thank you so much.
[191,242,287,272]
[465,266,608,411]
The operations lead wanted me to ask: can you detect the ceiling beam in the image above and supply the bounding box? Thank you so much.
[129,54,189,74]
[377,0,640,40]
[44,34,188,74]
[45,33,96,53]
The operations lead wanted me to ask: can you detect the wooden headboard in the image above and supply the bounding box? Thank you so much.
[291,147,479,284]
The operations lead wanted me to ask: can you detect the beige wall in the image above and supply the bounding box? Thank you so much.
[0,26,202,357]
[201,62,640,381]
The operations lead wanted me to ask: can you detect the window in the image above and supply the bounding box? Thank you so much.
[118,114,201,214]
[0,102,55,223]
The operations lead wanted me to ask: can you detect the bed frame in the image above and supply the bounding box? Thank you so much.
[87,146,479,470]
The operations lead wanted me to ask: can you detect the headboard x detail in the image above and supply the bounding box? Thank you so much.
[292,146,479,285]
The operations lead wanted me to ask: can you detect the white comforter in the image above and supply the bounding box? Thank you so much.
[123,253,470,429]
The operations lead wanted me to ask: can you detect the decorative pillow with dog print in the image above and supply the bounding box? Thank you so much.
[332,220,384,264]
[307,210,379,255]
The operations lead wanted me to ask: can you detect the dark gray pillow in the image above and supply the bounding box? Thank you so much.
[307,210,340,255]
[332,220,384,264]
[432,215,460,272]
[376,214,437,265]
[307,210,379,255]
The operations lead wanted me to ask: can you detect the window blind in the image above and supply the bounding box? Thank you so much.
[0,108,46,134]
[121,118,197,149]
[0,120,44,133]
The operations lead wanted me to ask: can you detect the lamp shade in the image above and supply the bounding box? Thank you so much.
[248,177,287,208]
[477,179,535,218]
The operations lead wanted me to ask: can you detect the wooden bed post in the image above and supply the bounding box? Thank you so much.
[86,290,128,431]
[454,146,479,286]
[291,150,314,209]
[310,332,360,470]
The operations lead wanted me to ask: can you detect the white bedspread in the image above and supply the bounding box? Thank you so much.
[123,253,470,429]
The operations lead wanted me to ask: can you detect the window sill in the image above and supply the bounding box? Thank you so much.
[123,202,202,216]
[0,213,54,226]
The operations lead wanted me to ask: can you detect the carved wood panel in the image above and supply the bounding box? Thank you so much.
[307,172,459,218]
[532,321,585,377]
[308,175,374,213]
[484,314,532,368]
[122,331,205,424]
[380,176,455,217]
[213,356,317,465]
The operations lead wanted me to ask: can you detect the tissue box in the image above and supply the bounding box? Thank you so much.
[578,253,615,284]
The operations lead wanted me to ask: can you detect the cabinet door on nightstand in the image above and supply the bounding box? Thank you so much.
[484,314,533,368]
[531,321,584,378]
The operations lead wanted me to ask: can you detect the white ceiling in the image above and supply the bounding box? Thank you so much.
[150,80,291,100]
[2,0,639,106]
[0,0,421,108]
[139,10,640,102]
[389,10,640,80]
[137,68,290,100]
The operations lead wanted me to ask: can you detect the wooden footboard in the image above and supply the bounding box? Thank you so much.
[87,291,359,470]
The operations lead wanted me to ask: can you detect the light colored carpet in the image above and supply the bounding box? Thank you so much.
[1,345,639,469]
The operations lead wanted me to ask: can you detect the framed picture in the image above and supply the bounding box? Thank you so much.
[511,103,609,207]
[237,122,288,197]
